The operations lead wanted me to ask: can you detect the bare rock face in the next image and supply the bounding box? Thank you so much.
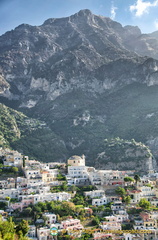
[1,9,158,170]
[1,9,158,104]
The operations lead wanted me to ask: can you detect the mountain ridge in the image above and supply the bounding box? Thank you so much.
[1,9,158,171]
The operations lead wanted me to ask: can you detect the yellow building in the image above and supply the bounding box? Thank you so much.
[143,219,157,229]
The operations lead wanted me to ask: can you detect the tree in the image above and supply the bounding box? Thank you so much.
[16,219,29,236]
[61,182,68,191]
[11,166,18,174]
[92,216,100,226]
[0,201,7,210]
[23,156,26,168]
[23,207,33,217]
[70,185,77,193]
[56,173,66,181]
[124,177,134,184]
[124,195,131,205]
[61,201,76,216]
[138,198,150,209]
[0,217,15,240]
[97,205,105,212]
[79,233,93,240]
[42,216,48,226]
[134,174,140,186]
[72,194,85,206]
[115,187,126,198]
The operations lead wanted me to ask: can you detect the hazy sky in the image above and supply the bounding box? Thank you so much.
[1,0,158,36]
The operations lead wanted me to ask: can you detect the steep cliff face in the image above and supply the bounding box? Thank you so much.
[1,10,158,171]
[1,9,158,105]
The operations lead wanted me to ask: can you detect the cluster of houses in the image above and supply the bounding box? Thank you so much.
[0,148,158,239]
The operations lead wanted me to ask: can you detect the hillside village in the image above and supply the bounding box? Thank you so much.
[0,148,158,240]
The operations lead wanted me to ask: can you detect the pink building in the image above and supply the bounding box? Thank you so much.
[61,218,83,230]
[10,202,23,211]
[11,196,34,211]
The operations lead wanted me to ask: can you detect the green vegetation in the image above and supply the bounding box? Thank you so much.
[124,195,131,205]
[0,166,19,175]
[26,83,156,168]
[144,183,153,188]
[56,172,66,181]
[96,137,152,165]
[115,187,126,198]
[0,103,68,162]
[134,174,140,185]
[50,182,68,192]
[124,177,134,183]
[115,187,132,204]
[127,208,143,214]
[0,202,8,210]
[19,200,86,221]
[138,198,150,209]
[0,217,29,240]
[0,83,155,169]
[92,216,100,226]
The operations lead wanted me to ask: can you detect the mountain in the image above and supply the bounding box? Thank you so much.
[0,103,67,161]
[0,9,158,171]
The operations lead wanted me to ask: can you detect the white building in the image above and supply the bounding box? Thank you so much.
[37,227,53,240]
[3,150,23,167]
[100,216,121,231]
[27,225,36,239]
[42,212,57,226]
[84,190,105,198]
[116,213,129,222]
[88,169,102,185]
[67,165,90,185]
[24,169,41,179]
[27,178,43,187]
[140,186,156,200]
[0,188,19,199]
[26,191,72,204]
[92,196,107,206]
[133,219,144,230]
[111,201,125,214]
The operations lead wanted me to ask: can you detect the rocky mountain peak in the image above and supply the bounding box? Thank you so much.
[124,25,141,37]
[74,9,93,17]
[1,10,158,169]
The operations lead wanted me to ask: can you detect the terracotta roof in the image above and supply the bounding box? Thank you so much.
[130,190,141,193]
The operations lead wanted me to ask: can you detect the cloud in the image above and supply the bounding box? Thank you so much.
[154,19,158,29]
[110,3,117,20]
[130,0,158,17]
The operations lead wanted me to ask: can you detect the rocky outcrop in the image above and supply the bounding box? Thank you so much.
[94,138,155,174]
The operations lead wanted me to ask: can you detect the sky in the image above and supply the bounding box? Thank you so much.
[0,0,158,36]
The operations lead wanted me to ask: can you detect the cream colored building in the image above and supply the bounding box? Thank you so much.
[67,155,85,167]
[41,169,58,183]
